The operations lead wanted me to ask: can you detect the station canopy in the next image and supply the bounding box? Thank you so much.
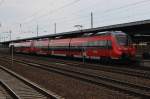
[2,19,150,44]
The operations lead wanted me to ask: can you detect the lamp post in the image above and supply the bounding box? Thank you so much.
[91,12,93,28]
[54,23,56,34]
[37,24,39,37]
[9,30,12,41]
[74,25,83,31]
[11,42,14,66]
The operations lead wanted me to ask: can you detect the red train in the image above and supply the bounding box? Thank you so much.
[10,31,136,61]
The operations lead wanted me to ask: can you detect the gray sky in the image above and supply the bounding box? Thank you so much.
[0,0,150,41]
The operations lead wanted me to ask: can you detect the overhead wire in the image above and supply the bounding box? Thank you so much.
[18,0,95,24]
[26,0,149,23]
[19,0,56,22]
[96,0,150,14]
[22,0,81,24]
[35,0,150,29]
[0,0,4,6]
[15,0,150,36]
[94,0,150,17]
[55,0,150,28]
[93,0,150,25]
[26,0,99,24]
[22,0,150,27]
[95,6,150,27]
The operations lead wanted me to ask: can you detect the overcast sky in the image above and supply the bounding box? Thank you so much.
[0,0,150,41]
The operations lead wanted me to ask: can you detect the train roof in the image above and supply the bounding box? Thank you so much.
[95,31,126,35]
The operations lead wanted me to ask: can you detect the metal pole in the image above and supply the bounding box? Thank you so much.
[82,47,85,64]
[54,23,56,34]
[91,12,93,28]
[9,30,12,41]
[37,24,39,37]
[20,24,22,34]
[11,44,14,66]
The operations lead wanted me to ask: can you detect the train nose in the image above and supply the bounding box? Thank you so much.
[122,47,136,58]
[119,47,134,56]
[118,47,128,52]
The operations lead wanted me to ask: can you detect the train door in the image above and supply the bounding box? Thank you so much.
[106,40,112,59]
[30,40,34,53]
[48,39,51,55]
[100,40,112,63]
[69,38,73,57]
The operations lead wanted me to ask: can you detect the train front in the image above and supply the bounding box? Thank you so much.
[114,31,136,61]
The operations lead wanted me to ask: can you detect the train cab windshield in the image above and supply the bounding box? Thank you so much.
[116,35,127,46]
[114,31,132,46]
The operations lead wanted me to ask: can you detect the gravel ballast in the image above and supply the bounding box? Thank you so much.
[0,59,139,99]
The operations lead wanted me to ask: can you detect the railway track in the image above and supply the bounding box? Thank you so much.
[0,65,62,99]
[0,81,14,99]
[143,60,150,67]
[5,54,150,80]
[0,56,150,98]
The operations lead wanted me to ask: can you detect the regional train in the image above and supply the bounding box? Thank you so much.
[9,31,136,61]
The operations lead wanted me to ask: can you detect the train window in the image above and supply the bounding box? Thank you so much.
[116,35,128,46]
[107,41,112,49]
[82,42,88,47]
[88,42,92,47]
[99,40,107,46]
[93,41,97,46]
[99,41,103,46]
[87,40,106,47]
[83,40,112,49]
[51,46,69,50]
[107,41,111,46]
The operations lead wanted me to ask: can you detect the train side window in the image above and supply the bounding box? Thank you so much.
[93,41,96,46]
[86,40,112,49]
[107,40,112,49]
[88,42,92,47]
[98,41,102,47]
[99,40,106,47]
[96,41,100,46]
[87,40,109,47]
[82,42,88,47]
[100,41,104,46]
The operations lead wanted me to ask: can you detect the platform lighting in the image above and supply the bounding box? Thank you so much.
[74,25,83,30]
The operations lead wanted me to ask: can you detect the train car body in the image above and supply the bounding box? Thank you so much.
[13,41,33,53]
[10,31,136,61]
[69,35,111,59]
[50,38,71,56]
[34,39,49,55]
[69,31,135,60]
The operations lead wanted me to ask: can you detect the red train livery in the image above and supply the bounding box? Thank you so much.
[10,31,136,60]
